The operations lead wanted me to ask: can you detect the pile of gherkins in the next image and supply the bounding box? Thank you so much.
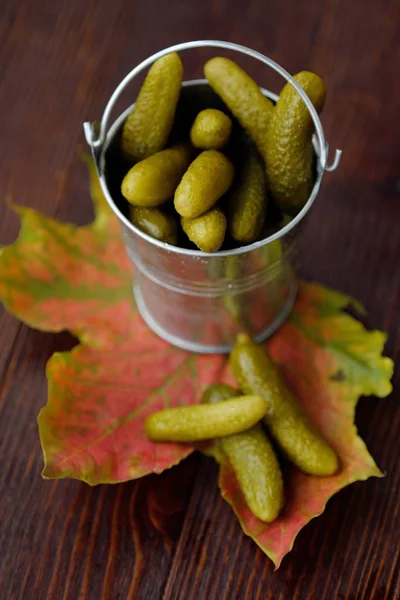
[145,335,338,523]
[119,52,326,252]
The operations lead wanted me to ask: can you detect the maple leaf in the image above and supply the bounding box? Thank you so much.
[0,158,393,566]
[0,160,226,484]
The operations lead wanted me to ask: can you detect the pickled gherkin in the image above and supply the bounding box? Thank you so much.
[230,334,339,476]
[174,150,234,218]
[144,394,268,442]
[122,52,183,163]
[204,57,274,158]
[190,108,232,150]
[228,151,267,244]
[129,206,178,244]
[265,71,327,214]
[202,383,241,404]
[121,144,192,207]
[181,207,227,253]
[203,384,284,522]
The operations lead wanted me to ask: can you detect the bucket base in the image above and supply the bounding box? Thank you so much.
[134,281,297,354]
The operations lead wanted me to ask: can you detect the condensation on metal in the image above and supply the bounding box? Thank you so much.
[84,41,342,353]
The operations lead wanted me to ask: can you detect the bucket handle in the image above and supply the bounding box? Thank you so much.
[84,39,342,173]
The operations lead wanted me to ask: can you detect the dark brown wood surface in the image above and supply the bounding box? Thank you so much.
[0,1,399,598]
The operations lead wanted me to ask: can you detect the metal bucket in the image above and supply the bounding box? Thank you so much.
[84,40,342,354]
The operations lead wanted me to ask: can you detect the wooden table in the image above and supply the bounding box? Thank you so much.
[0,1,399,598]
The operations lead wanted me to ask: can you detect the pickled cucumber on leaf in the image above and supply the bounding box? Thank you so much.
[204,57,274,158]
[121,144,192,207]
[265,71,327,214]
[122,52,183,163]
[144,394,268,442]
[190,108,232,150]
[230,334,339,476]
[129,206,178,244]
[203,384,284,522]
[202,383,241,404]
[174,149,234,218]
[181,207,227,253]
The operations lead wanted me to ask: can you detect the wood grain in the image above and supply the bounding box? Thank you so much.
[0,0,399,598]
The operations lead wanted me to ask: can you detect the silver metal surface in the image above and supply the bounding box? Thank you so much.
[84,41,341,353]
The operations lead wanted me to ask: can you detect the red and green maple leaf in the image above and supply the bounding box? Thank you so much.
[0,163,226,483]
[0,158,393,567]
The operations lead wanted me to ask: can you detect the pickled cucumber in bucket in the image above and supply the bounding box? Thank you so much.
[181,207,227,253]
[129,206,178,244]
[265,71,327,214]
[121,144,192,207]
[190,108,232,150]
[122,52,183,163]
[204,57,274,158]
[228,151,267,244]
[174,150,234,218]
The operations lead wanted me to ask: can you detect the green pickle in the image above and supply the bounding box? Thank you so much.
[144,394,268,442]
[129,206,178,244]
[228,152,267,243]
[122,52,183,163]
[265,71,327,214]
[181,207,227,252]
[204,57,274,158]
[202,383,241,404]
[121,144,192,207]
[190,108,232,150]
[203,384,284,522]
[230,334,339,476]
[174,149,234,218]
